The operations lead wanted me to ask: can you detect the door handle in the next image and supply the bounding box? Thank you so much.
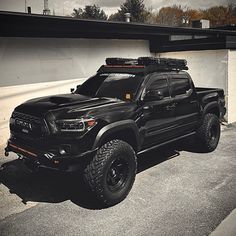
[143,105,152,111]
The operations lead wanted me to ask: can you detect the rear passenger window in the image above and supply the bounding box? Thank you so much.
[171,77,191,97]
[148,79,170,98]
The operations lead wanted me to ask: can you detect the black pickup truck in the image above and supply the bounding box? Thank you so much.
[5,57,226,206]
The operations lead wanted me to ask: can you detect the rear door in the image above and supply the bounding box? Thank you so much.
[169,72,200,136]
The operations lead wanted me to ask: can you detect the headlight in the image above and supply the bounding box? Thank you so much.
[56,118,96,132]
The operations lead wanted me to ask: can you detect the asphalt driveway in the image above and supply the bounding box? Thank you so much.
[0,124,236,236]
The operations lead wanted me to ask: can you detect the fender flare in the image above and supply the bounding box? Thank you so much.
[92,120,141,151]
[202,101,220,119]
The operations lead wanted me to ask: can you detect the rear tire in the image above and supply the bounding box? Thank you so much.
[83,140,137,207]
[196,113,221,152]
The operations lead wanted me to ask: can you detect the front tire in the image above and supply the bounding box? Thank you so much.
[196,113,221,152]
[84,140,137,207]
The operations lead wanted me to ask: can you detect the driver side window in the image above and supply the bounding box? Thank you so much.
[147,78,170,99]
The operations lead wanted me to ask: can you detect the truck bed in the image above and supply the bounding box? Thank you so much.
[195,87,224,99]
[195,87,225,120]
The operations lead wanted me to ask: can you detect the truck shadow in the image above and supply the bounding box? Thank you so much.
[0,138,201,210]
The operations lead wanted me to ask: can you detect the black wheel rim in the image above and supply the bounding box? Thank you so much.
[106,157,129,192]
[209,124,218,141]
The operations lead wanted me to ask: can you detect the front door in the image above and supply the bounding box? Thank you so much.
[141,73,177,148]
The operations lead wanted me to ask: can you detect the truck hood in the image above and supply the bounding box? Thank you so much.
[14,93,130,120]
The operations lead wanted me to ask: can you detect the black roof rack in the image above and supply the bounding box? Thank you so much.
[106,58,138,65]
[105,57,188,71]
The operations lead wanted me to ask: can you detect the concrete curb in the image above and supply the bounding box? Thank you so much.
[210,209,236,236]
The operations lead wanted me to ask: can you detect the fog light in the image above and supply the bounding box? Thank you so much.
[59,148,66,155]
[59,145,71,155]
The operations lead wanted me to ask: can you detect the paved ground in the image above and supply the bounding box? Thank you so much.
[0,125,236,236]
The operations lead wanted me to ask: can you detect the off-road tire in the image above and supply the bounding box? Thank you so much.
[84,139,137,207]
[196,113,221,152]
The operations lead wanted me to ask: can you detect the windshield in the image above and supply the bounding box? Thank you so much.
[75,73,144,101]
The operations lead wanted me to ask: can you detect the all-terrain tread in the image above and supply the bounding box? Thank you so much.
[84,139,137,206]
[196,113,220,152]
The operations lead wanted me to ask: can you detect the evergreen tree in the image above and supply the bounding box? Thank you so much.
[109,0,150,23]
[72,5,107,20]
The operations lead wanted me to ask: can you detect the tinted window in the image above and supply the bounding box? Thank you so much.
[147,79,170,98]
[76,73,143,101]
[171,77,190,97]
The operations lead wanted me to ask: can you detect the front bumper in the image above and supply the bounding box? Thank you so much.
[5,140,98,172]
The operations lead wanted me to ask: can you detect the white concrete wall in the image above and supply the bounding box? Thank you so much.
[228,50,236,124]
[159,50,229,121]
[0,37,151,153]
[0,37,150,87]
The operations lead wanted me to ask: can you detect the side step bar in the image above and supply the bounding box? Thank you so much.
[138,131,196,155]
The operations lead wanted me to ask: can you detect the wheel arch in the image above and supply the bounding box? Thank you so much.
[92,120,141,152]
[202,102,220,119]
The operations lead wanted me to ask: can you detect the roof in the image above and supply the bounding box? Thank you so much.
[1,11,236,52]
[211,25,236,31]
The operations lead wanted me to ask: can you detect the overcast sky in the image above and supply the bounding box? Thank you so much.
[0,0,235,16]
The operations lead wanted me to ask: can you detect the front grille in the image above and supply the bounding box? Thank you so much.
[12,112,42,124]
[11,111,49,137]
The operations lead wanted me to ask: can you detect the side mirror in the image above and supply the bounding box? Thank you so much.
[186,88,193,95]
[144,90,164,101]
[70,88,75,93]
